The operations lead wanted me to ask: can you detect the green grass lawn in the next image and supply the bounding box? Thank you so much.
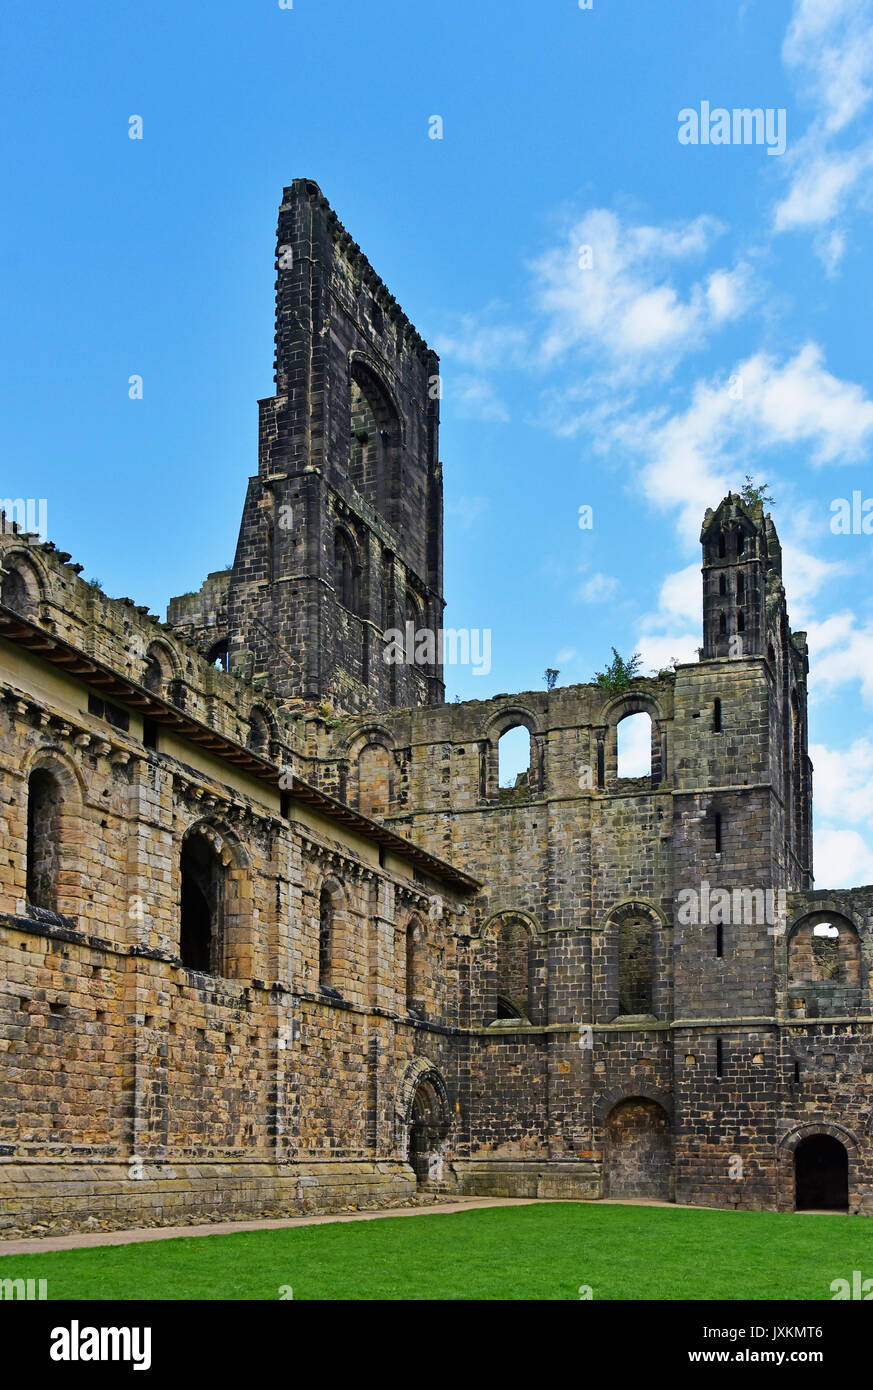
[0,1202,868,1300]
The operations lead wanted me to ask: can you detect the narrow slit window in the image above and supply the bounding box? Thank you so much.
[714,813,723,854]
[713,697,722,733]
[716,1037,724,1076]
[716,923,723,958]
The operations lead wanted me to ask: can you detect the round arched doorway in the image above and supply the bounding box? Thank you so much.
[794,1135,848,1211]
[407,1077,448,1189]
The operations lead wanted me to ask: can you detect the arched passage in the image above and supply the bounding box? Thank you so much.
[605,1097,672,1200]
[407,1076,448,1189]
[795,1135,848,1211]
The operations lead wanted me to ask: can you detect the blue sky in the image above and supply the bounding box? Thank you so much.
[3,0,873,886]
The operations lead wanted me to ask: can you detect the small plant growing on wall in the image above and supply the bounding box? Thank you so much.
[593,648,642,694]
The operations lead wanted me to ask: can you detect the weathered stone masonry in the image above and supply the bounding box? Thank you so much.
[1,179,871,1229]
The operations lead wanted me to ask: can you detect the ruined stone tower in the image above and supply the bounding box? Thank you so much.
[169,179,445,716]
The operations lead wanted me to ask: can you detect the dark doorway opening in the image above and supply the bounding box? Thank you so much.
[794,1135,848,1211]
[407,1078,446,1189]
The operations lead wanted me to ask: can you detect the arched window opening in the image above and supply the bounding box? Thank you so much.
[1,563,35,617]
[795,1136,848,1211]
[811,922,840,979]
[787,914,861,1017]
[405,917,425,1013]
[404,589,422,636]
[493,914,531,1021]
[496,995,523,1019]
[334,529,359,613]
[144,643,174,695]
[617,711,652,778]
[358,741,392,819]
[618,912,654,1016]
[144,654,163,693]
[737,609,745,633]
[736,571,744,600]
[717,532,726,558]
[497,724,531,794]
[768,642,776,669]
[26,767,62,911]
[718,573,727,596]
[737,530,745,555]
[207,639,229,672]
[317,880,346,993]
[380,553,394,630]
[718,611,726,634]
[247,708,270,757]
[788,917,860,986]
[319,885,334,989]
[180,833,224,975]
[349,360,401,525]
[791,690,804,850]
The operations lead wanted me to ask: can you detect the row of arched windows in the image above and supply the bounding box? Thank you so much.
[332,524,426,633]
[24,765,434,1004]
[317,881,427,1009]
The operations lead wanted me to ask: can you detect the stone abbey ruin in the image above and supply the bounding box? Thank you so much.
[1,179,870,1230]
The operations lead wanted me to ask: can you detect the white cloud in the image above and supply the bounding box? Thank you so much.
[604,344,873,541]
[774,143,873,231]
[784,0,873,135]
[636,563,702,673]
[810,737,873,821]
[780,542,847,613]
[806,611,873,704]
[812,826,873,888]
[775,0,873,243]
[576,570,620,604]
[529,209,750,375]
[814,226,848,274]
